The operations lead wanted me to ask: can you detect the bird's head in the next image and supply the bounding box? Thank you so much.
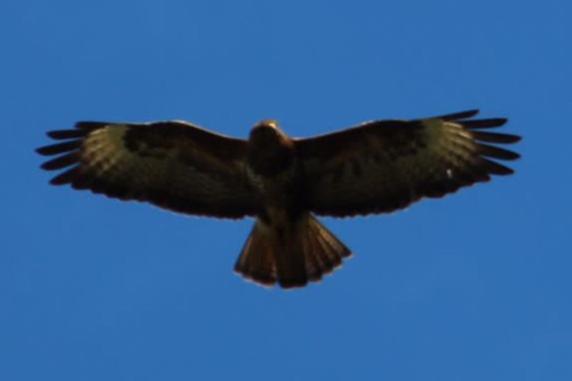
[249,120,285,145]
[247,119,295,176]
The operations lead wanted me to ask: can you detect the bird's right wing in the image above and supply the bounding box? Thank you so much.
[296,110,520,217]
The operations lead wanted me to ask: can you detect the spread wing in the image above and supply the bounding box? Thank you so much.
[37,121,259,218]
[295,110,521,217]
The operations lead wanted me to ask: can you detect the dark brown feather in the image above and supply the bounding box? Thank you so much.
[435,109,480,120]
[463,118,507,129]
[480,158,514,175]
[75,122,109,130]
[477,143,520,160]
[36,141,81,156]
[471,131,521,143]
[41,153,79,170]
[47,130,88,140]
[49,167,79,185]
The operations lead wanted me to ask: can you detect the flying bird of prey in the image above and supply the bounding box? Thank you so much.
[37,109,520,288]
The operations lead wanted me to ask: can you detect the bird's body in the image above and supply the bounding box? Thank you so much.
[240,120,351,287]
[246,121,301,220]
[37,110,520,288]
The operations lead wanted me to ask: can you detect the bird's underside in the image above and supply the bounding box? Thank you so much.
[37,109,521,288]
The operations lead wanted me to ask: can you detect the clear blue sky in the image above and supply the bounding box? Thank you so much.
[1,0,570,380]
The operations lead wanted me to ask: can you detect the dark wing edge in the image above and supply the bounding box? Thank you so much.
[36,121,258,219]
[297,109,521,217]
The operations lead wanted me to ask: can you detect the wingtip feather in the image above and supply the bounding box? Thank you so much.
[47,129,87,140]
[472,131,521,144]
[74,121,109,130]
[40,152,79,170]
[438,109,480,121]
[463,118,508,129]
[478,143,520,161]
[36,141,81,156]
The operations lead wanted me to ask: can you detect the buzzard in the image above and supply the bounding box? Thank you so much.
[37,109,520,288]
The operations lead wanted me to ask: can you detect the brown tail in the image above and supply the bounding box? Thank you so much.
[234,214,352,288]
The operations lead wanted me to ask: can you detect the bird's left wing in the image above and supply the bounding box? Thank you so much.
[295,110,520,217]
[37,121,259,218]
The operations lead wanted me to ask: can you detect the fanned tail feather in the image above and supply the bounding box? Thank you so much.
[235,222,278,286]
[234,214,351,288]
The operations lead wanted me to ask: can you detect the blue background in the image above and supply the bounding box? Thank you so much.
[1,1,570,380]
